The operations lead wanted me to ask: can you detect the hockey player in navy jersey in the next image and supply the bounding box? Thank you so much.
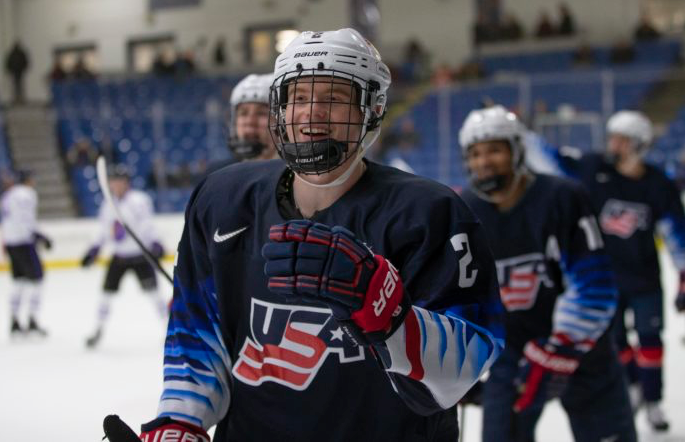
[206,73,278,175]
[459,106,636,442]
[545,110,685,431]
[102,28,504,442]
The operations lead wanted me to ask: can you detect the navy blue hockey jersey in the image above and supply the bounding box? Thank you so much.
[552,151,685,294]
[462,174,617,357]
[158,160,504,441]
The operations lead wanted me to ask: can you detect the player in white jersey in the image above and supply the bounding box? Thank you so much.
[81,166,167,348]
[0,171,51,336]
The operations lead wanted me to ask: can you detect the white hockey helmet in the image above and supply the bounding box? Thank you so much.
[459,105,526,170]
[606,110,653,148]
[230,73,273,112]
[270,28,391,176]
[228,73,273,159]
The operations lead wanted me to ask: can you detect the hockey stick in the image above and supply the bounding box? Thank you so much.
[458,404,466,442]
[96,156,173,285]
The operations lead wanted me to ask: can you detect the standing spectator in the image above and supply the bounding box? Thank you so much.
[66,138,98,167]
[558,3,576,36]
[213,37,227,68]
[5,41,30,103]
[635,15,662,41]
[535,11,556,39]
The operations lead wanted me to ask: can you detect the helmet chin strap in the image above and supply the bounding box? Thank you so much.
[472,168,530,204]
[293,129,379,189]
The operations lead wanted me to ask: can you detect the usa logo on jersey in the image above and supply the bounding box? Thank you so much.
[496,253,554,311]
[599,199,650,239]
[233,299,365,390]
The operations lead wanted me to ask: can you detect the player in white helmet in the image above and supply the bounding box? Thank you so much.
[102,29,504,442]
[545,109,685,431]
[459,105,636,442]
[206,73,277,175]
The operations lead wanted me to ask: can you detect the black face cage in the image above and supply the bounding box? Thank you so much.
[269,67,382,175]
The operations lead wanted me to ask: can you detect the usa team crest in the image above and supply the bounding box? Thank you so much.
[233,299,365,390]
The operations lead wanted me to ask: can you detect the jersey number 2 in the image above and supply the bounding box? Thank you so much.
[451,233,478,288]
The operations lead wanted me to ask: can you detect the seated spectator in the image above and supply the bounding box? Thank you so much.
[66,138,98,167]
[573,42,595,66]
[557,3,576,36]
[401,39,428,82]
[72,55,95,80]
[610,40,636,64]
[500,13,524,41]
[635,15,661,41]
[48,59,67,82]
[535,11,556,38]
[152,50,176,76]
[454,59,486,81]
[174,50,196,78]
[473,12,498,45]
[431,64,454,87]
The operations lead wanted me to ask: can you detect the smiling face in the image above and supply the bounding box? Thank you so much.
[465,140,515,194]
[284,77,364,147]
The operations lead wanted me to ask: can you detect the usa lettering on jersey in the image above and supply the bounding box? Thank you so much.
[233,299,365,390]
[599,199,650,238]
[496,253,554,311]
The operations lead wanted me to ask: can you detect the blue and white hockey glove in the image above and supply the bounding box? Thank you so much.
[262,219,409,345]
[514,334,581,412]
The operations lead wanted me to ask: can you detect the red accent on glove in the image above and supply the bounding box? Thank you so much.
[513,364,546,412]
[350,255,404,333]
[140,421,210,442]
[513,339,580,412]
[635,347,663,368]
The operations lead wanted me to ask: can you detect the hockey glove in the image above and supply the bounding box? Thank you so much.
[81,246,100,267]
[262,219,409,345]
[675,271,685,313]
[102,415,210,442]
[513,336,581,412]
[33,232,52,250]
[150,241,165,260]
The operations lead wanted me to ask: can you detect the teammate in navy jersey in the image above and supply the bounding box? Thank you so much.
[205,73,277,175]
[546,110,685,431]
[103,28,504,442]
[459,106,636,442]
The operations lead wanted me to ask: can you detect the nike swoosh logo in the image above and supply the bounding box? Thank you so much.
[214,226,249,243]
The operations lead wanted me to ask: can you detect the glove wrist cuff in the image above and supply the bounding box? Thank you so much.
[523,340,579,374]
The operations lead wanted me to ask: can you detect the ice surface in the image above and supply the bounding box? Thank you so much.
[1,257,684,441]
